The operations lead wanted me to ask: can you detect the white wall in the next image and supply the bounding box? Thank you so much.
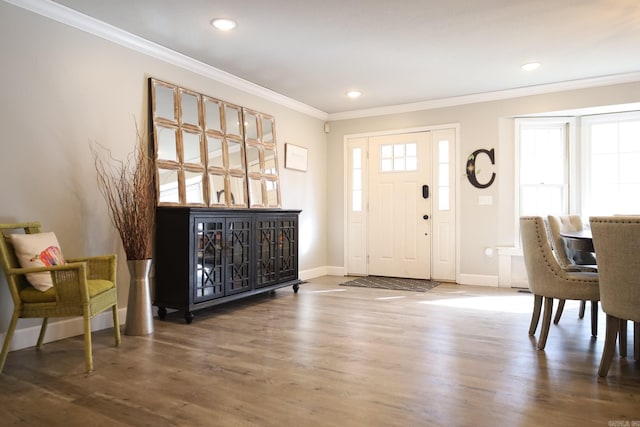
[326,83,640,285]
[0,2,327,347]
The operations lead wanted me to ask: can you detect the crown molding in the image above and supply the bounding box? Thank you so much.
[5,0,329,120]
[7,0,640,123]
[328,71,640,121]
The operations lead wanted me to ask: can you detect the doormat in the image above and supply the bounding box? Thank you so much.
[340,276,440,292]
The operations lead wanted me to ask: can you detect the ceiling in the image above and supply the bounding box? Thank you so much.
[45,0,640,115]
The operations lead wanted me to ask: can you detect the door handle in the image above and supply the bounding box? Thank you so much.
[422,185,429,199]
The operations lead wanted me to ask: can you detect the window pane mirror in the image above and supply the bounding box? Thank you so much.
[180,90,200,127]
[157,168,180,203]
[242,108,281,208]
[224,105,242,138]
[208,173,227,206]
[204,97,222,133]
[154,83,177,122]
[150,78,281,208]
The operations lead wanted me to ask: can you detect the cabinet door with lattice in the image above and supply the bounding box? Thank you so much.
[194,218,225,303]
[255,214,298,288]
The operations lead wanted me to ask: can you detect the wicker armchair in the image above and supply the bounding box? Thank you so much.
[0,222,121,373]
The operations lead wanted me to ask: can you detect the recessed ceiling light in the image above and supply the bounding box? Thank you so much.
[346,90,362,99]
[211,18,237,31]
[521,62,541,71]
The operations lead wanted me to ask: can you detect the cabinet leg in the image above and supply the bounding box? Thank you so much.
[158,307,167,320]
[185,311,194,324]
[293,284,299,293]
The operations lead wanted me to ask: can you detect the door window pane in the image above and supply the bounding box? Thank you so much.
[379,142,417,172]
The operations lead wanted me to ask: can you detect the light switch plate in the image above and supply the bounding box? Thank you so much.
[479,195,493,205]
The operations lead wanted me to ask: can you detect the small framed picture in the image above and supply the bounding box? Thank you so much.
[285,143,308,172]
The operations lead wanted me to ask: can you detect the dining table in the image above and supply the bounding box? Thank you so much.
[559,229,594,253]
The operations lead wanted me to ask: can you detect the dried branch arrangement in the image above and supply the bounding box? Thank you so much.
[91,126,156,260]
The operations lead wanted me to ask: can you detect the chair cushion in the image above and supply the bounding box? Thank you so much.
[20,286,56,303]
[10,232,66,292]
[87,280,116,297]
[19,279,115,303]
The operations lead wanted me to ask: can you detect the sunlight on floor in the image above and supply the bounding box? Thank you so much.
[309,289,347,293]
[419,295,533,314]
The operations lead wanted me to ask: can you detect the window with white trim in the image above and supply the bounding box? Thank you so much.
[582,112,640,215]
[516,119,570,216]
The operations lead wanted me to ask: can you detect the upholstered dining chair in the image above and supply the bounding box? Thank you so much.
[520,216,600,350]
[547,215,598,323]
[0,222,121,373]
[590,216,640,377]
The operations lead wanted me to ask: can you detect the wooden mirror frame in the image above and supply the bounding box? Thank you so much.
[149,78,281,208]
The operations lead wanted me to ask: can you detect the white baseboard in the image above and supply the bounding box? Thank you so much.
[299,266,327,280]
[325,266,345,276]
[457,273,499,287]
[299,266,344,280]
[2,307,127,352]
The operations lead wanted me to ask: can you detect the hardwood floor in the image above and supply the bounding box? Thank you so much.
[1,276,638,426]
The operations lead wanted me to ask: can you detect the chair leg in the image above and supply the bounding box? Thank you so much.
[529,294,542,335]
[0,311,20,373]
[36,318,49,349]
[619,319,627,358]
[598,314,620,377]
[83,314,93,373]
[591,301,598,337]
[538,297,554,350]
[634,321,639,361]
[553,299,566,325]
[112,305,121,347]
[579,300,586,319]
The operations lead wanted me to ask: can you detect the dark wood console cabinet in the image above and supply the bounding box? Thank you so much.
[154,207,302,323]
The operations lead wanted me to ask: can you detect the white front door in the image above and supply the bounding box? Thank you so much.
[367,132,431,279]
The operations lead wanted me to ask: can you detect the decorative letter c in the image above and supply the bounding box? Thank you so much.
[466,148,496,189]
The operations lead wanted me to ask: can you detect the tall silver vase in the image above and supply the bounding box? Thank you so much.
[124,259,154,336]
